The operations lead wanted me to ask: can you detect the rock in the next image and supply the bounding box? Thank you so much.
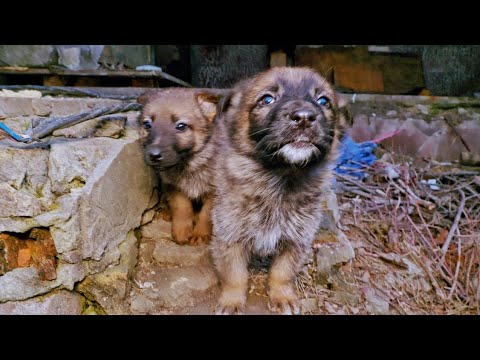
[77,231,138,314]
[78,137,156,260]
[318,187,342,231]
[334,290,361,306]
[141,208,156,225]
[0,263,86,302]
[363,287,390,315]
[314,232,355,276]
[140,216,172,240]
[386,110,398,117]
[153,239,210,267]
[58,47,81,70]
[99,45,153,69]
[134,266,218,309]
[0,97,155,306]
[0,183,42,217]
[130,293,155,314]
[0,45,56,67]
[416,104,430,115]
[48,138,117,195]
[0,290,85,315]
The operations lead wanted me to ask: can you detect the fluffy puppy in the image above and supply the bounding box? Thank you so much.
[210,67,347,314]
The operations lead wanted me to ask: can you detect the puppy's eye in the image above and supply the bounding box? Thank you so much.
[317,96,331,108]
[175,123,188,132]
[260,95,275,105]
[142,119,152,129]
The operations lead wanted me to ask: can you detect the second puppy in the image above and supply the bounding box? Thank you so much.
[139,88,225,245]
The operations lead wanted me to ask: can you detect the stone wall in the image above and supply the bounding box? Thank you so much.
[0,96,157,314]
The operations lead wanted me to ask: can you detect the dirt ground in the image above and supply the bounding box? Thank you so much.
[175,157,479,315]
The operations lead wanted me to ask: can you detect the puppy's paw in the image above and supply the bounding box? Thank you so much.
[215,290,246,315]
[268,286,300,315]
[188,233,211,245]
[171,224,193,245]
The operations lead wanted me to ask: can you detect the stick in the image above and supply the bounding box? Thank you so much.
[439,190,466,265]
[27,103,142,140]
[448,231,462,299]
[444,114,471,152]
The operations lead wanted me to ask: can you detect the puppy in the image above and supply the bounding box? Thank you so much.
[210,67,347,314]
[139,87,226,245]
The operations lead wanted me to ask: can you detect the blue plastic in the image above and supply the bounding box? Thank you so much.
[334,135,377,179]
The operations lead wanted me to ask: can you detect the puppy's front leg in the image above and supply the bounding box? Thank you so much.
[211,242,249,315]
[268,246,304,315]
[191,195,213,245]
[168,190,194,245]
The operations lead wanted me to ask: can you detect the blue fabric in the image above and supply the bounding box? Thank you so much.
[334,135,377,179]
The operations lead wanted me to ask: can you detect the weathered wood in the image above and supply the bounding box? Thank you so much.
[0,66,191,87]
[0,85,148,100]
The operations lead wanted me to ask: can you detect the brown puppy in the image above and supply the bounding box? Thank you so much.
[140,87,226,245]
[210,67,347,314]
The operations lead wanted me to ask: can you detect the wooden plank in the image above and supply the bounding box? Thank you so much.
[270,50,287,67]
[295,46,424,94]
[0,66,192,87]
[334,65,384,93]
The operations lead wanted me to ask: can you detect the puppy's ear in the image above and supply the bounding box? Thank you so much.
[219,90,234,114]
[196,91,222,122]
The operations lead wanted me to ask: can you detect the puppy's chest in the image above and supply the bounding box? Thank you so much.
[161,165,213,200]
[240,187,323,254]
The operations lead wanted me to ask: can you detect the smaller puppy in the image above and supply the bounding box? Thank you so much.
[139,88,225,245]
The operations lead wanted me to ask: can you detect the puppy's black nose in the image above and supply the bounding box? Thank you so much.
[290,109,316,124]
[148,147,163,161]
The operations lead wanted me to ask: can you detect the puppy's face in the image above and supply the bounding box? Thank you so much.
[224,67,347,167]
[140,90,220,170]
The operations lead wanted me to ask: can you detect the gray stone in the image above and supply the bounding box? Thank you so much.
[141,217,172,240]
[363,287,390,315]
[0,45,56,67]
[314,232,355,275]
[99,45,152,69]
[153,239,210,267]
[0,183,42,217]
[416,104,430,115]
[130,293,155,314]
[318,188,342,231]
[77,231,138,314]
[0,263,86,302]
[0,290,85,315]
[58,47,81,70]
[78,137,155,260]
[136,266,218,308]
[48,138,118,195]
[141,208,156,225]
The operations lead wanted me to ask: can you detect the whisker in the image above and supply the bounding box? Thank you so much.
[250,127,271,137]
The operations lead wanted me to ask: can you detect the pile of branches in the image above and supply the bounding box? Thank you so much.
[335,158,480,313]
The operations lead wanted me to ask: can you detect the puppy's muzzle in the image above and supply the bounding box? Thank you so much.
[147,147,163,163]
[289,109,316,129]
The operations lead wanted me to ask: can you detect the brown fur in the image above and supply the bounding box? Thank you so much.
[210,67,348,314]
[139,87,227,245]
